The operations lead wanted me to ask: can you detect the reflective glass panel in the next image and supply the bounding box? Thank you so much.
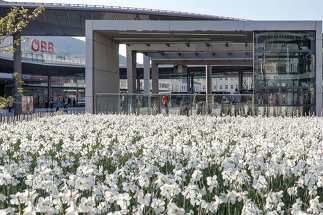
[254,32,316,115]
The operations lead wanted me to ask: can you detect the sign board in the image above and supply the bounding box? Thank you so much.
[22,96,34,115]
[31,39,54,53]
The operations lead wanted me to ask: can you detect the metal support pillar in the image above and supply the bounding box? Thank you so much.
[151,62,159,114]
[238,72,243,91]
[143,55,150,95]
[48,75,52,100]
[185,66,190,94]
[126,47,137,113]
[315,24,323,115]
[151,62,159,94]
[136,71,140,93]
[191,74,194,93]
[206,65,212,113]
[13,33,22,116]
[144,55,151,113]
[126,47,136,94]
[206,66,212,94]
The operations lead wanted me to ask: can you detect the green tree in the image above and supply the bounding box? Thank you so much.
[0,5,44,109]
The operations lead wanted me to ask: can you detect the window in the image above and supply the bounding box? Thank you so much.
[220,85,222,90]
[231,85,233,89]
[225,78,228,80]
[225,85,228,89]
[214,85,216,89]
[203,86,205,90]
[254,31,315,111]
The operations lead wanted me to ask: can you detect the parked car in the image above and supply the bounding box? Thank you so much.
[77,98,85,107]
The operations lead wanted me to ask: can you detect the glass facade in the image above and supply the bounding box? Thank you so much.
[254,32,316,115]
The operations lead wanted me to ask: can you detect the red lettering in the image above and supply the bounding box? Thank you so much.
[31,40,54,53]
[48,42,54,53]
[31,39,39,52]
[41,41,47,53]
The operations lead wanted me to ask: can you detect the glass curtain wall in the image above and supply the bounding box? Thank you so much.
[254,32,316,115]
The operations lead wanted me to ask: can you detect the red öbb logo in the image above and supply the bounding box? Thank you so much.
[31,39,54,53]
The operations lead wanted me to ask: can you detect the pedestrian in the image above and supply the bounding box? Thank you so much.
[36,96,40,107]
[120,95,127,114]
[221,95,231,116]
[55,98,61,111]
[136,96,141,115]
[73,98,76,107]
[193,92,204,115]
[233,88,242,116]
[64,99,68,113]
[45,99,49,112]
[162,95,169,115]
[8,100,13,112]
[182,97,190,117]
[50,97,54,112]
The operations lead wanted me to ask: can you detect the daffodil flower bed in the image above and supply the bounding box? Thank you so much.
[0,114,322,215]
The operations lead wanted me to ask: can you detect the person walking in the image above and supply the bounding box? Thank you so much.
[233,88,242,116]
[181,97,190,117]
[193,92,204,115]
[36,96,40,107]
[162,95,169,115]
[64,99,68,113]
[220,95,231,116]
[136,96,141,115]
[50,97,54,112]
[55,98,61,112]
[45,99,49,112]
[8,101,13,112]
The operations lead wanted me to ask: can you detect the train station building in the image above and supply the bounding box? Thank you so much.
[0,2,322,115]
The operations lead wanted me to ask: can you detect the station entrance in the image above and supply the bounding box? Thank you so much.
[86,20,321,116]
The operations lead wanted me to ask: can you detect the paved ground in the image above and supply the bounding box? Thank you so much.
[0,107,85,117]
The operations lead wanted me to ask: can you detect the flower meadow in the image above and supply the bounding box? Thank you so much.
[0,114,322,215]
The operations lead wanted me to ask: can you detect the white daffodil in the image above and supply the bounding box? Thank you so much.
[78,197,95,213]
[0,114,322,213]
[151,198,165,214]
[307,196,323,214]
[0,193,6,201]
[137,191,151,206]
[65,205,79,215]
[167,203,185,215]
[116,193,131,210]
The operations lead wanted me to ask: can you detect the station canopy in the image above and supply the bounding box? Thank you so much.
[0,2,252,77]
[0,2,244,36]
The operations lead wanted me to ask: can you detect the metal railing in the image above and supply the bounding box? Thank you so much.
[96,93,319,117]
[96,93,255,116]
[21,52,85,66]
